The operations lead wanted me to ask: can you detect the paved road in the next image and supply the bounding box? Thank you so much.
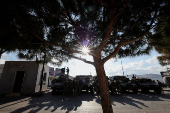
[0,88,170,113]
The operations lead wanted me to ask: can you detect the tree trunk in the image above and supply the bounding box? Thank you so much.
[93,55,113,113]
[0,52,3,59]
[0,53,2,59]
[0,49,5,59]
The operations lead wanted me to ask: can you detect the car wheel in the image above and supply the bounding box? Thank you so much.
[133,89,138,94]
[155,88,161,94]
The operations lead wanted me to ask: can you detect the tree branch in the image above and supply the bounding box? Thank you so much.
[71,55,95,66]
[31,32,80,54]
[115,0,132,6]
[28,43,43,48]
[123,10,158,45]
[123,32,149,45]
[121,23,137,40]
[112,0,131,22]
[102,9,157,64]
[61,0,76,27]
[98,0,108,7]
[0,48,6,53]
[97,0,131,52]
[102,42,123,63]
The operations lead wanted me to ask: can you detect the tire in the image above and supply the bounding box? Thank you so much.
[133,89,138,94]
[122,89,126,93]
[141,89,148,93]
[52,88,56,94]
[155,88,161,94]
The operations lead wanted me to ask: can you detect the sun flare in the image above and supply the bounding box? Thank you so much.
[82,47,90,54]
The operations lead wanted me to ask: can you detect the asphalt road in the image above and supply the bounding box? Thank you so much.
[0,88,170,113]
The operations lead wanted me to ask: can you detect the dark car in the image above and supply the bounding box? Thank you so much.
[51,79,64,94]
[76,75,93,93]
[51,75,68,94]
[135,78,162,94]
[113,76,138,93]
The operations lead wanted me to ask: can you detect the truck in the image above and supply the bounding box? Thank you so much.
[135,78,162,94]
[76,75,93,93]
[51,74,68,94]
[112,76,138,93]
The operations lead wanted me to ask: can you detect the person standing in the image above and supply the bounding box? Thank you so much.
[73,78,79,96]
[93,80,99,95]
[66,67,69,76]
[111,81,117,95]
[63,79,68,96]
[78,78,83,95]
[68,79,73,96]
[116,80,122,94]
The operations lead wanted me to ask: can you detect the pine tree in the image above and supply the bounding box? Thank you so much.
[148,0,170,66]
[0,0,168,112]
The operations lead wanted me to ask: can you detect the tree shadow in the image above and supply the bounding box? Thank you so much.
[0,96,32,108]
[110,93,148,109]
[0,90,95,113]
[109,90,170,109]
[1,89,170,112]
[92,88,170,111]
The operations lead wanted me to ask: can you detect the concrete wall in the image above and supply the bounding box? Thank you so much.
[0,61,39,95]
[35,64,49,92]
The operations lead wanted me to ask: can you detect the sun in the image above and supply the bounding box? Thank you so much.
[82,47,90,54]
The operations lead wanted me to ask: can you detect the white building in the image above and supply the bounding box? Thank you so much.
[0,61,49,96]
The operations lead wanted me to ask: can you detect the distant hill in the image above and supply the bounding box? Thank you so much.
[128,74,163,82]
[113,74,163,82]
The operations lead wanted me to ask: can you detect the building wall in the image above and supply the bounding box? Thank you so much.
[48,77,53,87]
[0,64,4,79]
[0,61,39,95]
[48,67,54,86]
[35,64,49,92]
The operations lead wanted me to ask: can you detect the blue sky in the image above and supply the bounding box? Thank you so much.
[0,48,167,77]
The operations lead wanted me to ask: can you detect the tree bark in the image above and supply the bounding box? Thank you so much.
[93,54,113,113]
[0,53,2,59]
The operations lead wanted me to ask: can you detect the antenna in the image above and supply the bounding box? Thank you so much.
[121,60,124,76]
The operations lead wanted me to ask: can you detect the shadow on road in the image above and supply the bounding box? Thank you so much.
[0,89,170,112]
[110,90,170,109]
[0,90,95,113]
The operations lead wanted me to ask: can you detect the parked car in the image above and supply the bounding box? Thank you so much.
[76,75,93,93]
[112,76,138,93]
[135,78,162,94]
